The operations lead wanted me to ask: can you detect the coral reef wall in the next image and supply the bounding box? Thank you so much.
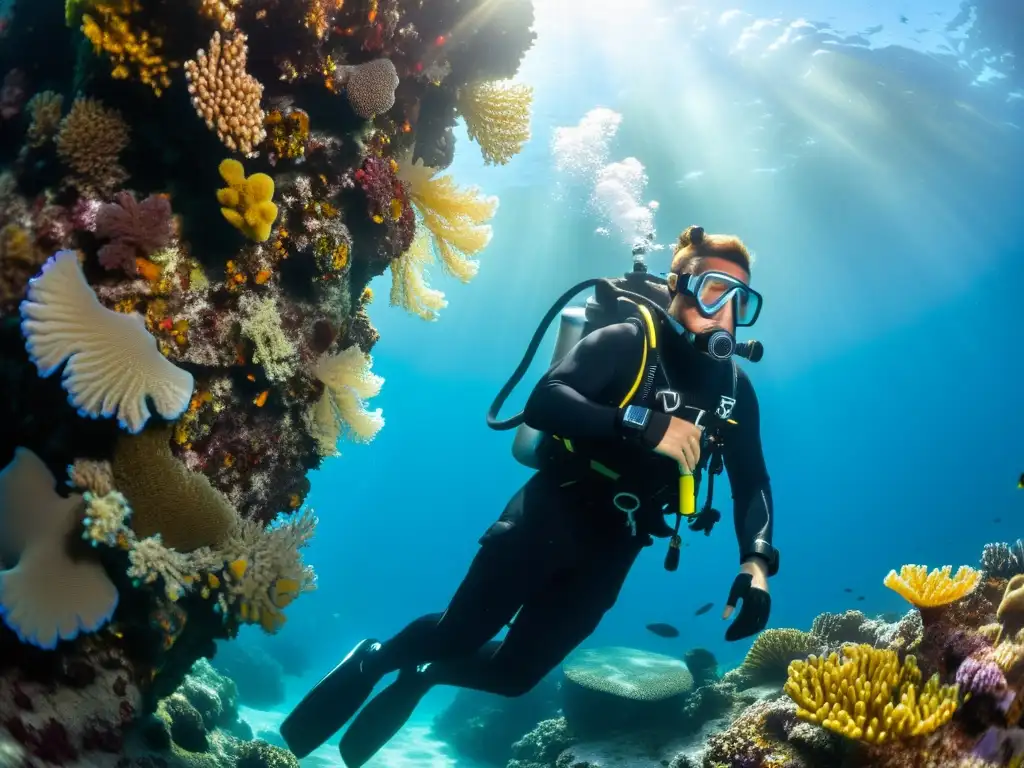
[0,0,536,762]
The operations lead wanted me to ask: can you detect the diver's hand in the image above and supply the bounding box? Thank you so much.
[652,417,702,473]
[722,558,771,641]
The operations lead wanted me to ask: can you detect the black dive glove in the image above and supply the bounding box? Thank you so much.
[723,572,771,642]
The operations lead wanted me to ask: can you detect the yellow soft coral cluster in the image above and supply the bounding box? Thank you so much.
[398,158,498,283]
[199,0,241,31]
[884,564,981,608]
[390,232,448,321]
[81,0,177,96]
[784,644,959,744]
[185,32,267,156]
[306,346,385,456]
[457,79,533,165]
[216,158,278,242]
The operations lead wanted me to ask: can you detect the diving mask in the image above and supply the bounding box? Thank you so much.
[666,270,763,327]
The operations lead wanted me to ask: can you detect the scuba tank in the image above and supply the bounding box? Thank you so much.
[489,244,672,468]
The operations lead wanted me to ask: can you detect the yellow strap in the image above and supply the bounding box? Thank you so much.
[618,303,658,407]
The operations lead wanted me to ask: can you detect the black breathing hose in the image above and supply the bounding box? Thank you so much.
[485,278,604,431]
[485,274,672,431]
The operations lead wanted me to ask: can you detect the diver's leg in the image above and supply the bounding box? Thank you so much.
[338,538,644,768]
[281,480,548,758]
[432,537,646,696]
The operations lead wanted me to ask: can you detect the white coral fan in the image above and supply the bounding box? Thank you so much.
[306,346,384,456]
[0,448,119,649]
[19,250,194,433]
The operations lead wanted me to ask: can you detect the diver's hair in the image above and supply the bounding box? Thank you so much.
[671,224,754,275]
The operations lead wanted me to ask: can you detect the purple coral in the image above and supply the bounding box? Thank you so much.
[956,655,1007,695]
[94,191,173,275]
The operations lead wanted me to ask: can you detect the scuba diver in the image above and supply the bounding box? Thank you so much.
[280,224,779,766]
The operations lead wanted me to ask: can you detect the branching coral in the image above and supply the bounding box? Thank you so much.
[336,58,400,119]
[55,97,130,193]
[20,251,195,433]
[390,231,448,320]
[217,159,278,242]
[982,540,1024,579]
[185,32,266,156]
[80,0,177,96]
[0,448,119,649]
[784,644,959,744]
[238,293,297,382]
[457,79,533,165]
[398,157,498,282]
[306,346,384,456]
[884,564,981,608]
[211,509,317,632]
[25,91,64,148]
[94,191,173,275]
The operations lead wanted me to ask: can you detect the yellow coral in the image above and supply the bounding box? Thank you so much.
[306,346,384,456]
[457,79,533,165]
[216,158,278,242]
[398,158,498,282]
[784,644,959,744]
[81,0,177,96]
[883,564,980,608]
[390,232,448,321]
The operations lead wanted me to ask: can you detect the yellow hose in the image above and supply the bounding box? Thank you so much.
[679,472,696,516]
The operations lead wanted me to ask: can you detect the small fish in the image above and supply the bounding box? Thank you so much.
[856,596,866,602]
[843,587,853,593]
[646,622,680,638]
[899,14,908,23]
[1018,472,1024,489]
[995,517,1002,524]
[694,602,714,616]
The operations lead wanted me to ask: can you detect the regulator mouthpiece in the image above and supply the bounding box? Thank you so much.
[690,329,736,361]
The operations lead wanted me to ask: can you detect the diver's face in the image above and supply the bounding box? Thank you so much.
[673,257,751,335]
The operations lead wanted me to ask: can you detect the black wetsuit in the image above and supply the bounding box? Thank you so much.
[362,316,775,696]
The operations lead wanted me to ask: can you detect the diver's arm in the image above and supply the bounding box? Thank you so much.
[723,370,777,575]
[523,322,669,442]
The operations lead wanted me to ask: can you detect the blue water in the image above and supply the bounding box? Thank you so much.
[233,0,1023,761]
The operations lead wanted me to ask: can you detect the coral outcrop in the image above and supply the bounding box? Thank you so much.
[0,0,534,756]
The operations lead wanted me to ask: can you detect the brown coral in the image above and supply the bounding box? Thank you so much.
[337,58,399,119]
[25,91,63,148]
[184,32,266,156]
[55,97,130,194]
[112,425,239,552]
[740,628,821,685]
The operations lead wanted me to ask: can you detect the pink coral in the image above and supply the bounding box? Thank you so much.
[94,191,173,275]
